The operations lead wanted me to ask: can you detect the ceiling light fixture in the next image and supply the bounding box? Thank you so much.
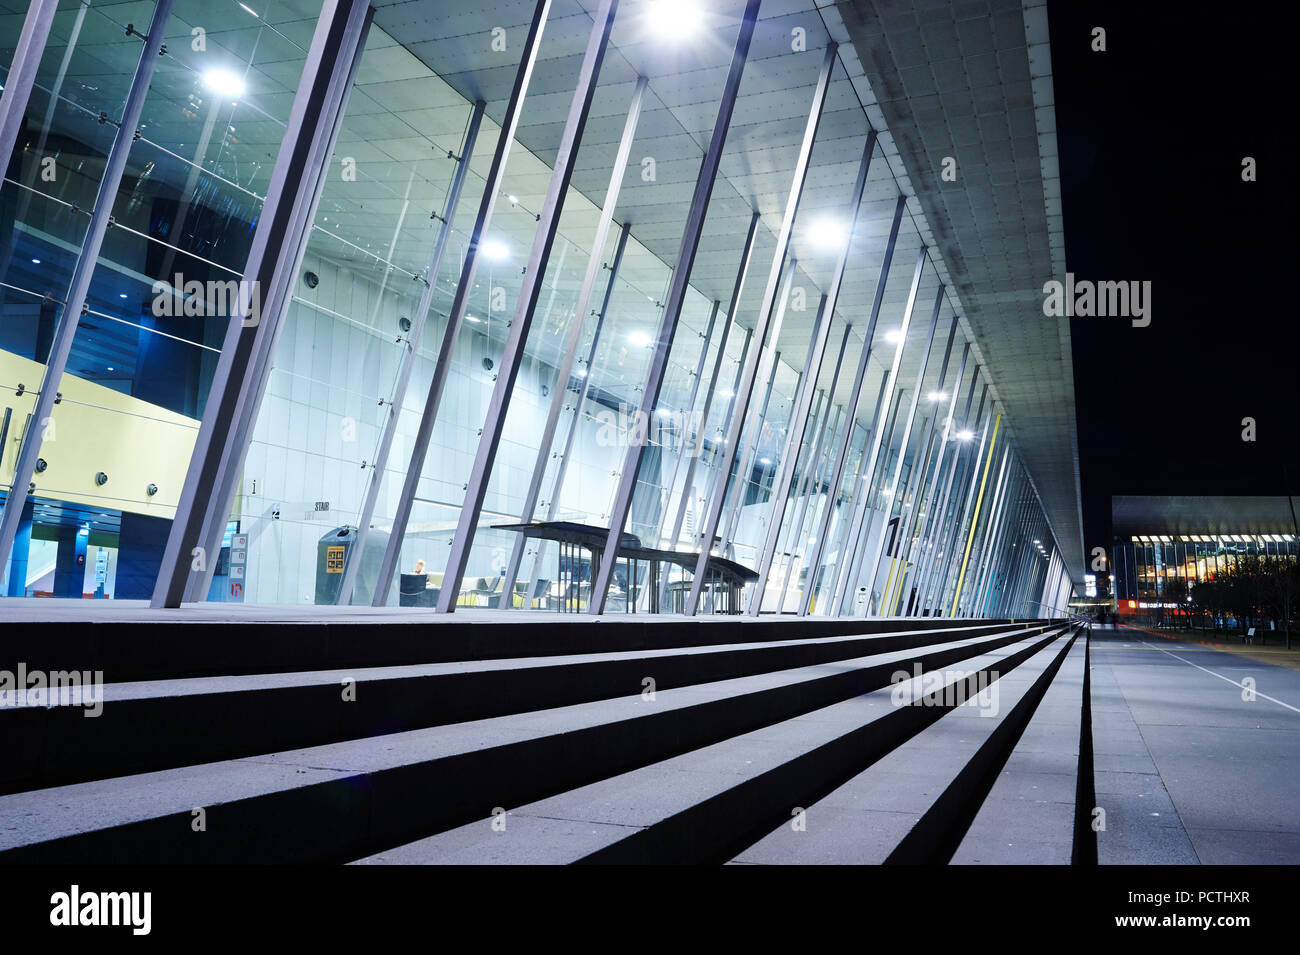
[628,330,653,347]
[647,0,700,38]
[480,239,509,261]
[883,328,903,343]
[808,217,850,250]
[203,68,246,99]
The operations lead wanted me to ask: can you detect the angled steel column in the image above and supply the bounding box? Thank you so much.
[700,327,752,526]
[748,130,878,615]
[797,196,906,616]
[777,388,842,613]
[745,294,829,614]
[828,250,929,615]
[662,211,759,557]
[950,411,1002,616]
[0,0,176,572]
[523,221,631,603]
[881,318,959,614]
[335,99,486,606]
[966,447,1009,615]
[156,0,373,607]
[777,323,850,608]
[655,298,721,547]
[439,0,623,613]
[495,73,647,609]
[922,382,986,615]
[717,256,796,552]
[996,474,1033,615]
[900,343,969,614]
[846,281,942,616]
[373,0,553,606]
[972,457,1014,615]
[588,0,763,615]
[0,0,58,184]
[993,470,1031,614]
[719,338,784,557]
[683,41,839,617]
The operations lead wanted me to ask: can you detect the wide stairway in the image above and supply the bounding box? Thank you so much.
[0,613,1091,864]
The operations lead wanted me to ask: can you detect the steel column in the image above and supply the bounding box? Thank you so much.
[746,296,827,613]
[829,252,930,615]
[374,0,553,606]
[911,367,979,614]
[661,211,759,561]
[0,0,59,190]
[158,0,374,607]
[682,41,839,617]
[776,326,849,613]
[335,99,486,606]
[438,0,622,613]
[588,0,763,614]
[493,72,646,610]
[902,345,970,614]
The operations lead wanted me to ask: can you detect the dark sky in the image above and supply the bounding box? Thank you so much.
[1048,0,1297,563]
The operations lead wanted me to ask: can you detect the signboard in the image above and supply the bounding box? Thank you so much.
[326,545,345,573]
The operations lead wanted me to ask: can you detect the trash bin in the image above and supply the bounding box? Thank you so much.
[315,526,356,605]
[854,586,870,616]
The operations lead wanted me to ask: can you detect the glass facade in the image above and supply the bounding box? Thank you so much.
[1112,534,1299,631]
[0,0,1073,616]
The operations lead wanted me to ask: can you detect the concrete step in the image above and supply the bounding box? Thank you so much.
[731,630,1077,864]
[0,624,1056,864]
[351,628,1070,864]
[0,611,1037,682]
[949,635,1088,864]
[0,621,1030,793]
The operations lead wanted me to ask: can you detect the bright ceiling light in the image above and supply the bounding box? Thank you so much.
[759,457,772,466]
[719,388,734,398]
[466,314,482,324]
[647,0,700,38]
[955,429,974,441]
[808,217,850,250]
[883,328,903,343]
[927,391,946,402]
[480,239,509,261]
[628,330,653,347]
[203,68,246,99]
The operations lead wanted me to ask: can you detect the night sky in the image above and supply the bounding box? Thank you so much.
[1047,1,1296,562]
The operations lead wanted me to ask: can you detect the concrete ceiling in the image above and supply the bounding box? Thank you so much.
[833,0,1083,583]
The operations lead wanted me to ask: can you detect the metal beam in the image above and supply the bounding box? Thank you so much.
[522,221,632,603]
[495,70,646,610]
[0,0,59,193]
[661,211,760,563]
[161,0,375,607]
[335,98,486,607]
[950,411,1002,616]
[0,0,177,574]
[588,0,763,615]
[797,195,907,616]
[374,0,553,606]
[829,250,929,615]
[438,0,622,613]
[681,41,840,616]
